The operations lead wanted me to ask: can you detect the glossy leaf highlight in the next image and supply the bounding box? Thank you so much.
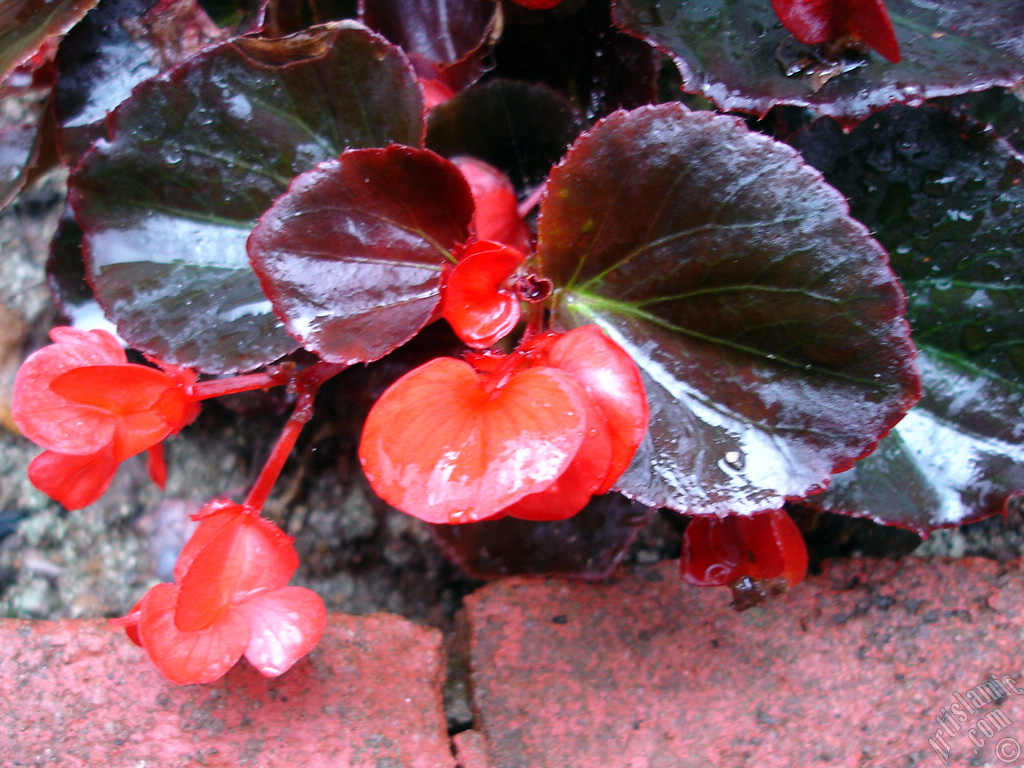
[791,105,1024,530]
[0,0,98,81]
[69,22,424,373]
[249,146,473,365]
[539,104,920,517]
[613,0,1024,125]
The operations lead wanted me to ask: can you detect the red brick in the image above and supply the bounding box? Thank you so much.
[0,613,455,768]
[452,730,492,768]
[463,558,1024,768]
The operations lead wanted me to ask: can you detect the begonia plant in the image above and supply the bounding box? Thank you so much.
[0,0,1021,685]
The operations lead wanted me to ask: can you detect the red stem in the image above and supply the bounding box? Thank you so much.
[243,362,346,512]
[191,371,286,401]
[517,181,547,220]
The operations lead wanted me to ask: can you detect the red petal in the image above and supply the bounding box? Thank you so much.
[27,446,118,510]
[172,499,238,583]
[175,507,299,632]
[509,0,562,9]
[236,586,327,677]
[745,508,809,588]
[441,241,525,349]
[680,515,746,587]
[49,326,126,361]
[12,328,125,453]
[454,157,532,253]
[771,0,901,62]
[360,356,588,523]
[110,598,145,647]
[137,583,249,685]
[147,444,167,489]
[680,509,808,588]
[49,364,177,413]
[542,326,649,492]
[503,395,613,521]
[420,77,455,109]
[50,364,190,459]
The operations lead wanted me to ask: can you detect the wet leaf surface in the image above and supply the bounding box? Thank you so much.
[934,87,1024,158]
[69,23,423,373]
[539,104,920,517]
[792,105,1024,530]
[426,79,585,189]
[248,146,473,365]
[53,0,227,164]
[612,0,1024,125]
[361,0,497,71]
[0,0,98,81]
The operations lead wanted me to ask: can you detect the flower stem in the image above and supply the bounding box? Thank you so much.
[243,362,346,512]
[518,181,547,220]
[191,370,288,401]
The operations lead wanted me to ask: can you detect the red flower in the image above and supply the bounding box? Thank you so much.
[115,499,326,685]
[508,0,562,9]
[502,327,649,520]
[771,0,901,63]
[453,157,532,254]
[12,327,198,509]
[359,326,648,524]
[441,240,526,349]
[681,508,808,594]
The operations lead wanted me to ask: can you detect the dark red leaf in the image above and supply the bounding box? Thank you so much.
[69,23,423,373]
[0,0,98,82]
[613,0,1024,125]
[494,0,658,123]
[249,146,473,365]
[53,0,228,164]
[790,105,1024,531]
[427,79,585,190]
[361,0,498,89]
[539,104,920,517]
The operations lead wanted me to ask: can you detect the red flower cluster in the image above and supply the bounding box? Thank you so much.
[359,325,648,524]
[771,0,901,63]
[115,500,326,685]
[12,327,198,509]
[681,508,808,592]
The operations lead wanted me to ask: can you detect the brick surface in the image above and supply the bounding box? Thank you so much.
[464,558,1024,768]
[453,730,493,768]
[0,613,455,768]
